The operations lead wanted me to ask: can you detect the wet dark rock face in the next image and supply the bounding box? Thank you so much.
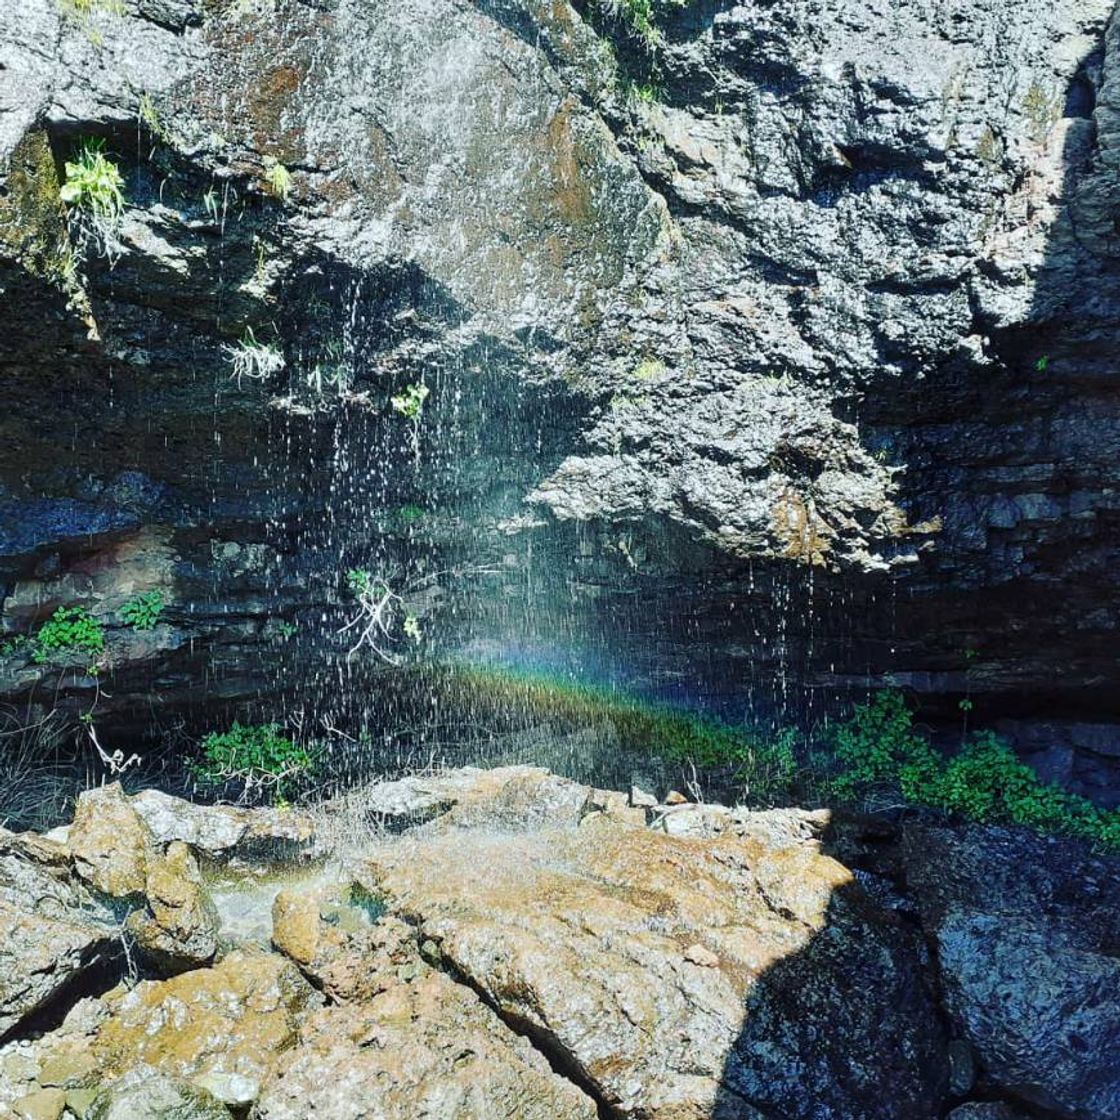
[1,1,1119,784]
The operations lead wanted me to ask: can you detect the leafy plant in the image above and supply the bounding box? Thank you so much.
[390,382,430,421]
[1035,354,1050,373]
[193,722,316,801]
[263,157,292,201]
[59,138,126,260]
[626,80,661,105]
[120,591,164,631]
[828,691,1120,849]
[31,606,105,664]
[391,382,430,456]
[0,634,29,658]
[828,690,934,800]
[224,326,285,386]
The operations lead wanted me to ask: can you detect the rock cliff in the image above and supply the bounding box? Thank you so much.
[1,0,1119,774]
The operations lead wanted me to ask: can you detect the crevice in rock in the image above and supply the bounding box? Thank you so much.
[0,937,126,1046]
[391,917,621,1120]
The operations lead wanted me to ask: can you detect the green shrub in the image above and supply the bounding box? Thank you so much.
[193,722,316,798]
[31,606,105,663]
[829,690,937,800]
[829,692,1120,848]
[120,591,164,630]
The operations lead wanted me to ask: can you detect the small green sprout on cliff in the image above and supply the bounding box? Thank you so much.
[390,382,430,420]
[263,157,292,202]
[193,722,316,803]
[632,357,665,380]
[59,0,125,15]
[1035,354,1050,373]
[391,382,430,455]
[597,0,656,44]
[58,0,125,42]
[31,606,105,665]
[224,326,286,386]
[59,138,126,263]
[120,591,164,631]
[0,635,30,659]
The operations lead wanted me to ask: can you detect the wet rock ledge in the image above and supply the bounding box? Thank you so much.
[0,766,1118,1119]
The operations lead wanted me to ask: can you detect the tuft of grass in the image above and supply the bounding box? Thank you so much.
[59,138,126,260]
[263,157,292,201]
[59,0,126,19]
[632,356,665,380]
[436,665,801,805]
[223,326,286,386]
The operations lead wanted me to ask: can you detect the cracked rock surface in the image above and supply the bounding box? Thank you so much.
[0,768,1118,1118]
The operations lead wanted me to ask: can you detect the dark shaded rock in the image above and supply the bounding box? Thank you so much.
[937,910,1120,1119]
[901,823,1120,1118]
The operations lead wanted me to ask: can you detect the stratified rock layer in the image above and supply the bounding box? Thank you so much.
[1,0,1119,761]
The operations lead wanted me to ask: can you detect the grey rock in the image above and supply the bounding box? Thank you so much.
[88,1070,231,1120]
[0,831,116,1039]
[902,823,1120,1118]
[130,791,315,858]
[947,1106,1031,1120]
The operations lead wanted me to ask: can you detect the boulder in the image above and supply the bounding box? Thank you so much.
[271,886,410,1004]
[902,823,1120,1118]
[93,951,317,1109]
[364,811,948,1119]
[69,785,155,899]
[947,1106,1032,1120]
[12,1086,65,1120]
[937,911,1120,1119]
[0,832,116,1039]
[270,890,321,968]
[339,766,591,834]
[130,790,314,860]
[126,842,218,972]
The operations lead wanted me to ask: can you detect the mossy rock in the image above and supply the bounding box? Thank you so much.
[0,130,72,286]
